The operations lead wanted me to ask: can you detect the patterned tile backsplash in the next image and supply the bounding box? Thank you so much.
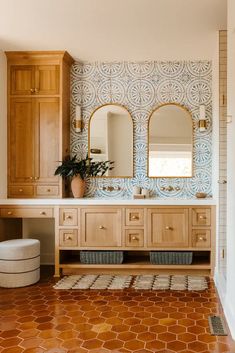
[70,61,212,199]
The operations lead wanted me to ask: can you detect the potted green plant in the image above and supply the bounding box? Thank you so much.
[54,155,114,198]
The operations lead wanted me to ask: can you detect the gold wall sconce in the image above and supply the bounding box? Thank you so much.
[73,105,82,132]
[198,105,207,132]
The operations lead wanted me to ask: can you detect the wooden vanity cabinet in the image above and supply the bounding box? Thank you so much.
[55,205,215,277]
[6,51,74,198]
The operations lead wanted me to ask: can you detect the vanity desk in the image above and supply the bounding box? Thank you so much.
[0,198,216,277]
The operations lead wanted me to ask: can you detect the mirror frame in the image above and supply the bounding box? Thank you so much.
[88,103,134,178]
[147,103,194,178]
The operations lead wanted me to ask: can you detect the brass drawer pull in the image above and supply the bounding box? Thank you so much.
[199,215,206,219]
[131,236,139,241]
[40,211,46,215]
[65,235,73,241]
[65,215,72,219]
[99,225,105,230]
[198,236,206,241]
[47,189,51,192]
[7,211,13,215]
[19,189,23,192]
[165,226,173,230]
[131,215,139,220]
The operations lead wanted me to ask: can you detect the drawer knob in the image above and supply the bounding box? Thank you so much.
[66,215,72,219]
[99,225,105,229]
[65,235,72,241]
[47,189,51,192]
[19,189,23,192]
[199,215,206,219]
[131,236,139,241]
[131,215,138,220]
[30,177,34,180]
[7,211,13,215]
[165,226,173,230]
[198,236,206,241]
[40,211,46,215]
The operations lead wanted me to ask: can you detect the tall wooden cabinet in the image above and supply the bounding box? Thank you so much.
[6,51,74,198]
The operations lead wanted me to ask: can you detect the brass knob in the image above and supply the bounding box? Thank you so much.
[30,176,34,180]
[30,88,35,93]
[40,211,46,215]
[65,235,72,240]
[131,236,138,241]
[7,211,13,215]
[165,226,172,230]
[47,189,51,192]
[34,88,38,93]
[99,225,104,229]
[198,236,206,241]
[19,189,23,192]
[66,215,72,219]
[199,215,205,219]
[131,215,138,220]
[34,177,39,180]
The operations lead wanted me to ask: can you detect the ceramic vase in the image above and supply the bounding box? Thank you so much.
[71,175,86,198]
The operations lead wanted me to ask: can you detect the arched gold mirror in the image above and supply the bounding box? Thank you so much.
[89,104,133,177]
[148,103,193,177]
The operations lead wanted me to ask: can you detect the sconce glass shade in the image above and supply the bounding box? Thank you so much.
[73,105,82,132]
[198,105,207,132]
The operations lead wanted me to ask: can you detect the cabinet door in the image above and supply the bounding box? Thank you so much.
[147,208,189,247]
[9,98,35,184]
[35,65,60,95]
[10,66,34,95]
[34,98,60,184]
[81,208,122,247]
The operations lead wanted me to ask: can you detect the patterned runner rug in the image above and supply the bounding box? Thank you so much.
[53,274,208,290]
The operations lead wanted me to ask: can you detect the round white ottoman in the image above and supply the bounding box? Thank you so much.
[0,239,40,288]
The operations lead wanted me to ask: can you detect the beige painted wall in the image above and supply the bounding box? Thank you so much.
[0,51,7,198]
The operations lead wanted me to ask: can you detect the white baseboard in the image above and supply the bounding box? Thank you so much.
[214,271,235,339]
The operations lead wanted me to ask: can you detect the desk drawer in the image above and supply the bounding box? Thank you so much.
[8,186,34,198]
[59,229,78,247]
[192,208,211,226]
[36,185,59,197]
[125,208,144,226]
[0,207,53,218]
[59,208,78,226]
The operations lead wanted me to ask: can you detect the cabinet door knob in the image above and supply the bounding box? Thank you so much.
[40,211,46,215]
[30,88,35,93]
[199,215,206,219]
[47,189,51,192]
[7,211,13,215]
[34,177,39,180]
[30,176,34,180]
[19,189,23,192]
[99,225,105,229]
[165,226,173,230]
[66,215,72,219]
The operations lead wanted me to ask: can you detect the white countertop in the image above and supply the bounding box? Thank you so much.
[0,198,216,206]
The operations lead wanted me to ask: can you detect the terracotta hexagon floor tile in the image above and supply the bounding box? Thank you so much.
[19,338,44,350]
[188,341,208,352]
[103,339,123,350]
[130,324,147,333]
[0,338,22,348]
[145,339,165,350]
[178,332,197,343]
[97,331,117,341]
[167,340,187,352]
[188,325,206,335]
[117,331,136,342]
[168,324,187,334]
[77,330,97,341]
[150,324,167,334]
[124,339,145,351]
[158,332,176,342]
[137,332,156,342]
[0,330,21,339]
[1,348,24,353]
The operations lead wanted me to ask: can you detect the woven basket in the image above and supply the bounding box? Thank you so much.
[80,251,124,264]
[150,251,193,265]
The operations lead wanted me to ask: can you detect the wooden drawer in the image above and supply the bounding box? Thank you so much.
[125,208,144,226]
[192,229,211,248]
[36,185,59,197]
[125,229,144,247]
[192,208,211,226]
[0,207,53,218]
[59,208,78,226]
[8,186,34,198]
[59,229,78,247]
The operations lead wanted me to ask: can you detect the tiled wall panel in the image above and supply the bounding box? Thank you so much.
[71,61,212,198]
